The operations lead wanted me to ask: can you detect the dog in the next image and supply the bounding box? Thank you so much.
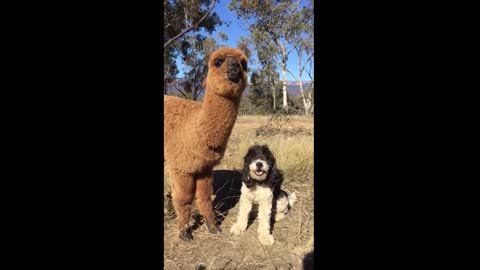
[230,144,297,245]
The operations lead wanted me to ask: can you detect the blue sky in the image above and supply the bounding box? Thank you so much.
[175,0,313,82]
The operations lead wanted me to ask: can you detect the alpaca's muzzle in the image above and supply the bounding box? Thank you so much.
[226,58,242,83]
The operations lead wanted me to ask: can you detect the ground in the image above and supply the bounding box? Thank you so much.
[164,115,314,270]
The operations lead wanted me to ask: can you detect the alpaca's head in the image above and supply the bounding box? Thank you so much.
[205,47,248,99]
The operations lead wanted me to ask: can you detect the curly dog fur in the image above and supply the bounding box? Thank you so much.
[230,144,296,245]
[164,47,248,241]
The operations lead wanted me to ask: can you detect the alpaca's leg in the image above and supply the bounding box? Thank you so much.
[230,194,253,235]
[257,198,274,245]
[194,170,221,234]
[170,170,196,241]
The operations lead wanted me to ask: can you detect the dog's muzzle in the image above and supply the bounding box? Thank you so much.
[254,170,265,177]
[254,162,265,176]
[248,159,270,181]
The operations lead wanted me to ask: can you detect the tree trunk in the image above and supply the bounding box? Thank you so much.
[281,63,288,113]
[296,48,309,115]
[270,73,276,112]
[276,38,288,113]
[272,84,276,111]
[298,80,307,115]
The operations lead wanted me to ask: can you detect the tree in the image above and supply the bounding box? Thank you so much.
[164,0,220,49]
[248,71,270,112]
[236,37,252,60]
[285,1,313,115]
[229,0,307,113]
[163,0,223,97]
[164,46,179,95]
[174,36,222,100]
[250,31,279,112]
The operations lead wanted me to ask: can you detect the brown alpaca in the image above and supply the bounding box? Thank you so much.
[164,47,248,241]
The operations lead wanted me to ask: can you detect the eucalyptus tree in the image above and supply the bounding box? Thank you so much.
[228,0,308,113]
[163,0,222,95]
[286,1,313,115]
[175,33,228,100]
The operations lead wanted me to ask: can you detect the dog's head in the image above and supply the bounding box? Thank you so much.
[205,47,248,99]
[242,144,282,190]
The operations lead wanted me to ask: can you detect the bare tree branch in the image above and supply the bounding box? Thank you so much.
[285,67,299,81]
[174,84,188,99]
[164,0,217,49]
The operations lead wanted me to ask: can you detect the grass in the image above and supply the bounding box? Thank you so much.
[163,115,314,269]
[217,134,313,184]
[163,114,313,218]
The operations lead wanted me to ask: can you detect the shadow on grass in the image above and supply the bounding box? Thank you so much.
[303,250,314,270]
[211,170,243,225]
[191,169,243,231]
[187,170,284,237]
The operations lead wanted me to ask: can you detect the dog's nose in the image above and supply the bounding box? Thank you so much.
[256,162,263,168]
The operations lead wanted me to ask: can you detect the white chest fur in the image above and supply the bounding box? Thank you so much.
[241,182,273,204]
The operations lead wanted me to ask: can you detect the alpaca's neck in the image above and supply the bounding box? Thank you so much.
[197,91,239,148]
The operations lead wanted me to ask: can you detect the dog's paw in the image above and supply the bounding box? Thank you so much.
[258,233,274,246]
[207,224,222,234]
[179,229,193,242]
[230,223,246,235]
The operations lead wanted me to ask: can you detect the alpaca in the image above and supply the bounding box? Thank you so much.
[164,47,248,241]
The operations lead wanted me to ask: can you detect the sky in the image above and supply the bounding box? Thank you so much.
[174,0,313,82]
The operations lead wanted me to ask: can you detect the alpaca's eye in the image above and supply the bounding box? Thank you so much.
[214,59,224,67]
[241,60,247,71]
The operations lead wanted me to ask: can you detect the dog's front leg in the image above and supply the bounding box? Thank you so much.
[230,194,253,235]
[257,196,274,245]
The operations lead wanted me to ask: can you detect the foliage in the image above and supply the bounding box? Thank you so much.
[286,1,314,114]
[164,0,221,47]
[239,79,304,116]
[164,46,179,94]
[163,0,223,97]
[236,37,252,60]
[228,0,313,113]
[174,36,222,100]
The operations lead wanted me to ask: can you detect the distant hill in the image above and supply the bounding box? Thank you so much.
[166,80,313,96]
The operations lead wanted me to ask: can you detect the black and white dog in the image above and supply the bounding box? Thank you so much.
[230,144,296,245]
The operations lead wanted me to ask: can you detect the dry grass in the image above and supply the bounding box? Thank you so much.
[217,134,313,184]
[163,115,314,269]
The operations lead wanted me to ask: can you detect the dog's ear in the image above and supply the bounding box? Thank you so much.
[267,165,283,192]
[241,152,254,188]
[270,158,278,180]
[202,78,207,89]
[242,171,254,188]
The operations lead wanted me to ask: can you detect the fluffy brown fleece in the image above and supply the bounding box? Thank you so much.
[164,47,248,241]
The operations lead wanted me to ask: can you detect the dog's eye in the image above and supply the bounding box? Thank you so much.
[214,59,224,67]
[241,60,247,71]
